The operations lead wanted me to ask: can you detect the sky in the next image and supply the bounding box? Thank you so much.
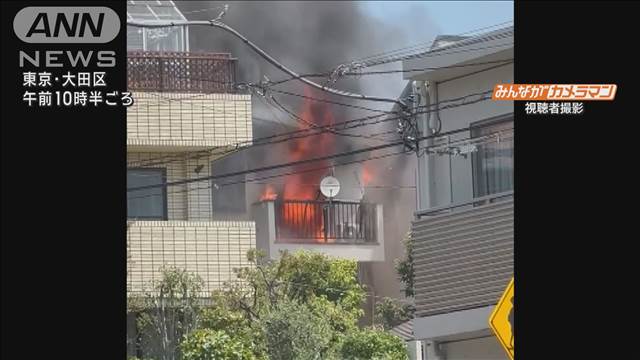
[361,1,513,37]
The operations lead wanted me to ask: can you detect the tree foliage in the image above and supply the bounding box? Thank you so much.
[128,250,408,360]
[261,299,333,360]
[375,297,415,331]
[181,329,255,360]
[340,328,409,360]
[394,232,414,298]
[129,266,204,360]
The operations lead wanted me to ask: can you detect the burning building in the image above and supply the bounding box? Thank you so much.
[252,86,385,261]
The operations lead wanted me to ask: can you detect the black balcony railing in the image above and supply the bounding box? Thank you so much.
[127,51,237,93]
[274,200,378,244]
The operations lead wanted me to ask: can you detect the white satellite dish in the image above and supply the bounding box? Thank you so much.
[320,176,341,198]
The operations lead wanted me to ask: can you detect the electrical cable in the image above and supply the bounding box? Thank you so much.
[127,89,494,168]
[127,116,501,192]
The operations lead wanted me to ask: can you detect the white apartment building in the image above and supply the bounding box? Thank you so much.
[404,26,514,360]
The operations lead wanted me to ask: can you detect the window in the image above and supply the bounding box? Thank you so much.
[471,116,514,198]
[127,168,167,220]
[211,153,247,215]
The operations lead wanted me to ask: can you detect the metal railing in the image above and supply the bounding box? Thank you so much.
[415,190,514,219]
[127,51,237,93]
[274,200,378,244]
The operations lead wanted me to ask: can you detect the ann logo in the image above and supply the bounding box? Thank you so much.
[26,12,104,38]
[13,7,120,44]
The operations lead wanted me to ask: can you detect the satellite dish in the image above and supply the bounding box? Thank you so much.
[320,176,341,198]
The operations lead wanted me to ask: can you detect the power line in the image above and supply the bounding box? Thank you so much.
[127,126,512,201]
[267,94,394,144]
[250,182,416,190]
[128,89,494,168]
[127,112,499,192]
[348,59,513,76]
[127,89,494,169]
[267,88,392,114]
[357,28,514,68]
[126,17,406,107]
[265,59,513,87]
[127,149,411,200]
[363,42,513,69]
[330,20,514,67]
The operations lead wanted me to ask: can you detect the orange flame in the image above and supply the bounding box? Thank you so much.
[260,185,278,201]
[361,164,373,187]
[258,86,337,242]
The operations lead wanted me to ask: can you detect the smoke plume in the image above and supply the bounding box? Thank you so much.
[176,1,439,300]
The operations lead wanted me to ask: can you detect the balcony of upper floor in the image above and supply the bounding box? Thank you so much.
[126,51,252,150]
[126,151,256,296]
[253,199,385,262]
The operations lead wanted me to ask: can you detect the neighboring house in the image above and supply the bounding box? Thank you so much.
[125,3,255,356]
[403,26,514,359]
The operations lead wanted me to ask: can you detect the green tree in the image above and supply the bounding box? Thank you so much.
[374,297,415,330]
[216,250,367,357]
[394,232,414,298]
[261,299,333,360]
[129,266,204,360]
[222,249,365,327]
[131,251,408,360]
[181,329,255,360]
[373,232,416,331]
[340,327,409,360]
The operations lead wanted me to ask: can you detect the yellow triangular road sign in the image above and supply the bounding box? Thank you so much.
[489,277,514,359]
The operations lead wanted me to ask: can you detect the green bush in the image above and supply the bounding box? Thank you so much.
[181,329,255,360]
[261,299,334,360]
[340,328,409,360]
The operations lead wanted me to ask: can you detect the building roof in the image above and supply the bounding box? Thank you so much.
[425,25,514,55]
[126,0,187,23]
[401,25,514,81]
[430,35,470,50]
[389,319,414,341]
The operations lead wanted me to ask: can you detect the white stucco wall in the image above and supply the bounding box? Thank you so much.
[417,64,513,211]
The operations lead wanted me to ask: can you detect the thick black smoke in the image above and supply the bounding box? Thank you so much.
[176,1,439,300]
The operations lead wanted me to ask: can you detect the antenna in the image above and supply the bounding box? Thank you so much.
[320,176,340,199]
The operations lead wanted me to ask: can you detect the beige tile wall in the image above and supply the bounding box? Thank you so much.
[127,221,256,295]
[127,92,252,148]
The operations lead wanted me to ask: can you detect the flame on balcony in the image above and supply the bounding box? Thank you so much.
[361,164,373,187]
[260,184,278,201]
[260,87,337,242]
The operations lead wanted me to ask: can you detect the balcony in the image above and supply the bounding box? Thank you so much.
[253,200,384,262]
[411,191,513,318]
[127,51,237,93]
[127,220,256,296]
[126,51,252,149]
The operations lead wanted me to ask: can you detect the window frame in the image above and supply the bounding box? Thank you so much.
[210,153,247,216]
[470,113,514,199]
[127,167,168,220]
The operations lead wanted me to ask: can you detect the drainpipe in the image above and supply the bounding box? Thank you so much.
[413,80,436,211]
